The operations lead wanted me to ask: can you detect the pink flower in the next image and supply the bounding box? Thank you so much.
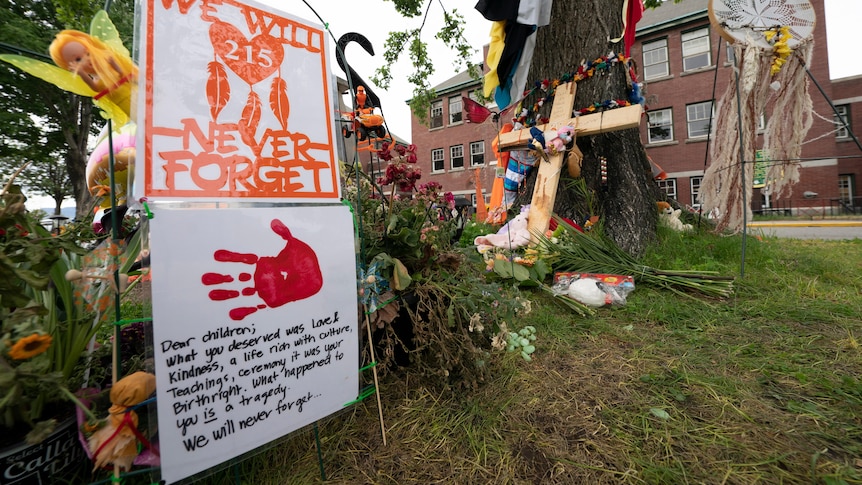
[444,192,455,210]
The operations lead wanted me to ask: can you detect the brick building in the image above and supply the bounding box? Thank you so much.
[636,0,861,214]
[409,71,498,206]
[410,0,861,215]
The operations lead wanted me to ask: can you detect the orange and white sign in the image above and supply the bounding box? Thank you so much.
[136,0,340,202]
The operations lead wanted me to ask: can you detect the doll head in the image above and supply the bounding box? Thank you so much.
[49,30,136,91]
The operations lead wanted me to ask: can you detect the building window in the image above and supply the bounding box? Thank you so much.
[725,41,736,65]
[431,148,444,172]
[838,174,854,204]
[658,178,677,199]
[430,100,443,129]
[469,90,484,103]
[682,27,711,71]
[690,176,703,205]
[643,38,668,80]
[450,145,464,170]
[648,108,673,143]
[470,141,484,166]
[835,105,850,139]
[449,96,462,124]
[686,101,713,138]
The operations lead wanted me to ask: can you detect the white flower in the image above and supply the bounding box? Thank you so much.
[468,313,484,333]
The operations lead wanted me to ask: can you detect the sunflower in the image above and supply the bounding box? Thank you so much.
[7,333,53,360]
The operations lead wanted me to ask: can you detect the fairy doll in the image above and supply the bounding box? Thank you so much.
[0,10,137,125]
[49,29,138,118]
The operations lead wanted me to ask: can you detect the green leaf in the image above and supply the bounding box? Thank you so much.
[650,408,671,420]
[512,264,531,282]
[493,259,513,278]
[532,259,549,282]
[391,258,412,291]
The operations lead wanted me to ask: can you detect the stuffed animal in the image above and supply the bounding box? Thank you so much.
[546,125,574,155]
[567,278,609,307]
[657,201,693,232]
[475,207,532,250]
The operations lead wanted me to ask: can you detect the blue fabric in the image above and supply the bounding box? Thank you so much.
[503,150,538,206]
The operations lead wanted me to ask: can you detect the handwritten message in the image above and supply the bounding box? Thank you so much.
[161,311,351,451]
[149,206,358,484]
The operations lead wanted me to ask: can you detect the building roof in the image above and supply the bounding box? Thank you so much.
[431,69,481,95]
[637,0,708,36]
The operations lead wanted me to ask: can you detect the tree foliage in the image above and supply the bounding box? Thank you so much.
[0,0,135,218]
[372,0,478,121]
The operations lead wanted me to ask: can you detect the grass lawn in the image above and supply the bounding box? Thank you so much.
[147,230,862,484]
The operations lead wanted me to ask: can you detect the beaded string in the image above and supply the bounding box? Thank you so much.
[509,51,643,128]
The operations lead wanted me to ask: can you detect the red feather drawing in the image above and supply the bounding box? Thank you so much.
[239,91,262,155]
[206,61,230,121]
[269,77,289,130]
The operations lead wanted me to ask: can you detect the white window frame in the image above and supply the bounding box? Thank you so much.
[835,105,850,139]
[838,174,854,204]
[648,108,674,143]
[470,141,484,166]
[643,38,669,80]
[449,96,462,125]
[725,41,736,65]
[690,176,703,205]
[430,100,443,129]
[686,101,713,138]
[450,145,464,170]
[682,27,711,71]
[658,178,677,199]
[431,148,444,173]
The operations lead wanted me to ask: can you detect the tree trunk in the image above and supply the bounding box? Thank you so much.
[58,94,94,221]
[524,0,658,257]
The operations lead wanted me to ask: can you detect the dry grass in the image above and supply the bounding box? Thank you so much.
[125,233,862,485]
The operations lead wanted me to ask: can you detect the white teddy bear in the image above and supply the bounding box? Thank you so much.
[658,202,693,232]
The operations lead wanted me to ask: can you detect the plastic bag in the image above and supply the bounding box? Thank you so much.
[552,272,635,307]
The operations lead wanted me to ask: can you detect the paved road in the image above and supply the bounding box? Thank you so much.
[747,220,862,240]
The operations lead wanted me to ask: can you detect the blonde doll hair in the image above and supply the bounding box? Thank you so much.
[49,30,137,92]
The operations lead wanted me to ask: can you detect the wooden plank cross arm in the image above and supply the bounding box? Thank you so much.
[496,81,643,243]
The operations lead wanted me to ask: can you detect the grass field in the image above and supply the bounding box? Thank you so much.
[144,230,862,484]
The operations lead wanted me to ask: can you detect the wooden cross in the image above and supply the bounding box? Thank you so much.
[496,81,643,243]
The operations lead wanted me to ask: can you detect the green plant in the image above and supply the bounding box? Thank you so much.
[0,180,112,443]
[343,145,532,392]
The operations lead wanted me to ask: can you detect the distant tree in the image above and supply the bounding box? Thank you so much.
[0,0,135,219]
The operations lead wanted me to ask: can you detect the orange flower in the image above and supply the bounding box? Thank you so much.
[8,333,53,360]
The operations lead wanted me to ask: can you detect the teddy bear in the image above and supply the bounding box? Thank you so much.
[474,207,532,250]
[657,201,693,232]
[546,125,574,155]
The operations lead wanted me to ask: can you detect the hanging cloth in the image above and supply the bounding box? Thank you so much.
[610,0,645,57]
[476,0,553,109]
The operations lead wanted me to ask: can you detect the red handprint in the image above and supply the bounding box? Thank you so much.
[202,219,323,320]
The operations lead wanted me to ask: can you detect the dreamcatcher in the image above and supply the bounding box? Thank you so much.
[700,0,815,233]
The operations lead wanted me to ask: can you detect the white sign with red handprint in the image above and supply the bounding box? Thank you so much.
[149,206,358,484]
[135,0,341,202]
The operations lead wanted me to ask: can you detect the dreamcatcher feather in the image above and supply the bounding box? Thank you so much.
[700,0,815,233]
